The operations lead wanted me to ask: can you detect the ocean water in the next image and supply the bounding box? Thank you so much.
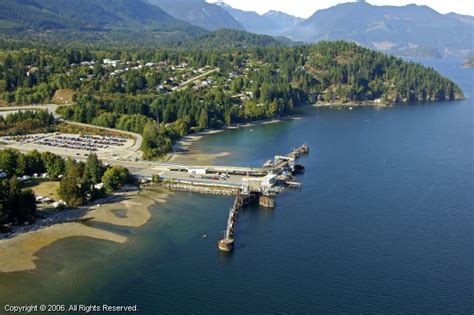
[0,58,472,313]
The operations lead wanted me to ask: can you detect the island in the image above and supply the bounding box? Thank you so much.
[463,57,474,68]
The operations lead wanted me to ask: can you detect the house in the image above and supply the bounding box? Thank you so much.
[103,59,119,67]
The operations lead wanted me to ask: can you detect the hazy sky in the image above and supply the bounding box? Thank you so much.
[208,0,474,18]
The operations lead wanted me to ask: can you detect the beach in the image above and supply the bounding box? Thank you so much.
[0,223,127,273]
[0,189,169,273]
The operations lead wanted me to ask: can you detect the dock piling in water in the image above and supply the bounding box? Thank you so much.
[218,143,309,252]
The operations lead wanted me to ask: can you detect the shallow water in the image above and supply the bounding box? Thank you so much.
[1,58,473,313]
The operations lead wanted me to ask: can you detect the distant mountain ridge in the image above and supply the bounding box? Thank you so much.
[263,10,304,30]
[0,0,472,58]
[147,0,244,31]
[0,0,297,49]
[214,2,303,36]
[286,1,473,58]
[0,0,206,44]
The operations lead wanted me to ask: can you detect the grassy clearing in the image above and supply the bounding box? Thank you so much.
[51,89,75,105]
[56,122,133,139]
[27,180,60,202]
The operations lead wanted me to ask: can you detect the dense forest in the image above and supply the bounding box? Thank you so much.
[0,41,464,158]
[0,149,131,226]
[0,110,55,136]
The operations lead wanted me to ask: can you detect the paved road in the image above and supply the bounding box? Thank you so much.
[177,68,220,90]
[0,104,62,118]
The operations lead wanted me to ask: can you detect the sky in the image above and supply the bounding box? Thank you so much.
[208,0,474,18]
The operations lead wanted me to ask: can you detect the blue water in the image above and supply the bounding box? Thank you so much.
[1,58,472,313]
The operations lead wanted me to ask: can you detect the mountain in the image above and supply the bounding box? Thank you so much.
[262,10,304,31]
[214,2,277,35]
[287,1,473,58]
[147,0,244,31]
[0,0,206,45]
[214,2,303,36]
[446,12,474,25]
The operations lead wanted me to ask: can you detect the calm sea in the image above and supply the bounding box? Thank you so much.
[1,58,472,313]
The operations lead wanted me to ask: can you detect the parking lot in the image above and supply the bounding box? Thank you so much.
[1,133,138,161]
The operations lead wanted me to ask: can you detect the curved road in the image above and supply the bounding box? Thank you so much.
[0,104,143,160]
[0,104,62,118]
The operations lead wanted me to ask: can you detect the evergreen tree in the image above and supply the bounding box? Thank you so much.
[83,153,103,185]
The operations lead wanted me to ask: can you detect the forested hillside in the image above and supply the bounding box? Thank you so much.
[305,42,463,103]
[0,42,463,159]
[0,0,206,45]
[179,29,294,50]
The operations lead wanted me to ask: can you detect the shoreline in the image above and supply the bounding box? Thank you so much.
[313,101,389,108]
[312,96,465,108]
[0,187,170,273]
[0,187,138,240]
[168,116,301,165]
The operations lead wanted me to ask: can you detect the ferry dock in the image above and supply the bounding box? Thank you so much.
[142,143,309,252]
[216,143,309,252]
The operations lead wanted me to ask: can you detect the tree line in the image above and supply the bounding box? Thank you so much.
[0,149,131,227]
[0,110,55,136]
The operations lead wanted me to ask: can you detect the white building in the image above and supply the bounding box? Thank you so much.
[261,174,277,189]
[188,168,207,175]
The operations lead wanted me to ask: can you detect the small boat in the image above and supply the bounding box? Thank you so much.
[202,234,207,239]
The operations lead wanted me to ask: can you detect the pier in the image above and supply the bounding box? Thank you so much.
[217,143,309,252]
[142,143,309,252]
[218,189,260,251]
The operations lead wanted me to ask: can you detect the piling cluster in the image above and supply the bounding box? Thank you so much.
[218,143,309,252]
